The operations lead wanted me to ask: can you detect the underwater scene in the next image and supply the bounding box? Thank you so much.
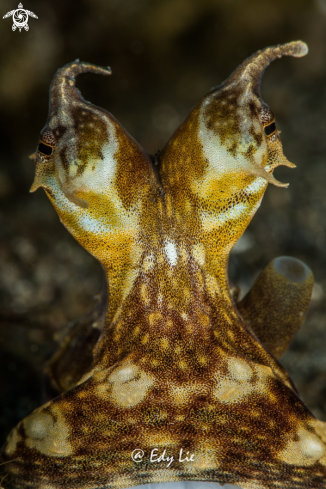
[0,1,326,487]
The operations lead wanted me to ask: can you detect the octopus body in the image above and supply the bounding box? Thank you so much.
[1,41,326,489]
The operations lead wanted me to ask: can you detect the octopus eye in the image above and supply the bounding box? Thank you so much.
[37,128,56,162]
[264,121,277,137]
[38,141,53,156]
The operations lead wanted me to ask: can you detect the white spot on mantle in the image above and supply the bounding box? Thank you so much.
[165,240,178,266]
[279,426,325,466]
[98,360,155,408]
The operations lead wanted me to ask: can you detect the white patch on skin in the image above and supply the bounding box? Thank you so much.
[164,240,178,267]
[245,177,266,194]
[98,360,155,408]
[198,94,268,184]
[252,117,261,134]
[228,357,253,382]
[39,171,140,238]
[213,378,253,404]
[213,357,272,404]
[23,404,73,457]
[55,117,118,188]
[192,243,206,267]
[201,203,247,231]
[279,427,325,466]
[312,419,326,466]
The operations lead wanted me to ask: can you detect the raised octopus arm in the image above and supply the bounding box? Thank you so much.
[237,256,314,358]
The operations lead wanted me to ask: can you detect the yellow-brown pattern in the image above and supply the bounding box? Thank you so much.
[1,41,326,489]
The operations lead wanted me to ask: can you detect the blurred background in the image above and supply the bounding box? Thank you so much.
[1,0,326,443]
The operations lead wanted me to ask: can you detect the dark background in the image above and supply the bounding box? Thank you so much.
[1,0,326,443]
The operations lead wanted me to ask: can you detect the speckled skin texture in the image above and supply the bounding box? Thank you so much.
[1,41,326,489]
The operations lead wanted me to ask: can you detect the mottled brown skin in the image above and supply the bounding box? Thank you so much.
[45,256,314,400]
[2,41,326,489]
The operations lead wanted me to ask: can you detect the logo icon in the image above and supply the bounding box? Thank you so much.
[3,3,38,32]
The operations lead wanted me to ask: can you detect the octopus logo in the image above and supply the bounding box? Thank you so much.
[3,3,38,32]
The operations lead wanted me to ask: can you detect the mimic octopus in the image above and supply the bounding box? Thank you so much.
[1,40,326,489]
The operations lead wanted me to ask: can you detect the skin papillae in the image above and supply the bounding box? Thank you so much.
[1,40,326,489]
